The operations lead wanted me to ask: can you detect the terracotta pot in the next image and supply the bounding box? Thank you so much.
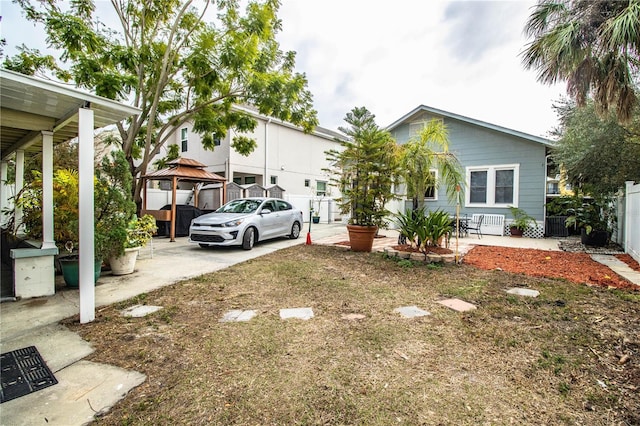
[346,224,378,252]
[510,227,523,237]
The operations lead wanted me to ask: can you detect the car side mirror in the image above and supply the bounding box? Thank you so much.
[261,209,272,215]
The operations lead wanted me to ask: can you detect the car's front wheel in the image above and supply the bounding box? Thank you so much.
[242,227,256,250]
[289,222,301,239]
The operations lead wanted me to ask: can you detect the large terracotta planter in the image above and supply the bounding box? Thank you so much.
[346,224,378,252]
[109,247,140,275]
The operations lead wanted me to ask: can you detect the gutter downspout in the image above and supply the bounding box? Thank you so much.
[265,118,272,186]
[544,154,551,236]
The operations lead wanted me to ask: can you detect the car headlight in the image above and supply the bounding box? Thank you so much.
[223,218,244,227]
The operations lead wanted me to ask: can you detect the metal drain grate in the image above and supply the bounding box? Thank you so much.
[1,346,58,403]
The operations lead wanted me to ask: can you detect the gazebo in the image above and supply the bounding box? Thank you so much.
[141,158,226,242]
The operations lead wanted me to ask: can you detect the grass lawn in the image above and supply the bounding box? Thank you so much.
[68,245,639,425]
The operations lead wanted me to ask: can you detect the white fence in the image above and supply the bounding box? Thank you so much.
[285,195,341,223]
[144,188,342,224]
[623,181,640,263]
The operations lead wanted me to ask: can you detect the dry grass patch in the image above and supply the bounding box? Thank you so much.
[66,245,639,425]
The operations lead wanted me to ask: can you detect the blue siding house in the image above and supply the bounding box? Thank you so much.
[387,105,552,237]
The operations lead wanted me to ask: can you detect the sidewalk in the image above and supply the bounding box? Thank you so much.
[1,225,637,425]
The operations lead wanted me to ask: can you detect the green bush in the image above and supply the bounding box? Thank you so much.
[394,208,452,254]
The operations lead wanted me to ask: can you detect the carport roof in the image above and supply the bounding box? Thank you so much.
[1,68,141,161]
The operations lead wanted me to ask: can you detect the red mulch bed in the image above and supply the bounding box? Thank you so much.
[616,254,640,272]
[463,246,639,291]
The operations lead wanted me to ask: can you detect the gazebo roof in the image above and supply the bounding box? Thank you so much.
[143,157,225,182]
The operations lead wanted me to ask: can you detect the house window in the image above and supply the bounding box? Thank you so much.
[316,181,327,196]
[270,176,278,185]
[470,171,488,203]
[466,164,519,207]
[495,169,514,204]
[304,179,310,187]
[245,176,256,184]
[424,170,438,201]
[180,128,188,152]
[233,177,242,185]
[409,118,444,138]
[409,121,427,138]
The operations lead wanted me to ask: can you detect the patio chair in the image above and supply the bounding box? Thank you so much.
[466,214,484,239]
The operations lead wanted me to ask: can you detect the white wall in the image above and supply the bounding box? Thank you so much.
[145,188,192,210]
[174,107,344,209]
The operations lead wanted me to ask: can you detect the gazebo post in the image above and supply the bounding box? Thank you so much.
[222,182,227,204]
[142,176,148,211]
[170,176,177,242]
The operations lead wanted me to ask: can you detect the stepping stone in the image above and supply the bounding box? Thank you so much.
[341,313,366,321]
[280,307,314,320]
[437,298,476,312]
[121,304,163,318]
[506,288,540,298]
[219,309,257,322]
[394,305,430,318]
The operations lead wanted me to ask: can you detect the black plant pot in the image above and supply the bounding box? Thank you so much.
[580,229,609,247]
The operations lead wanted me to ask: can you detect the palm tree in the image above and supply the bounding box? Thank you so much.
[399,119,464,211]
[521,0,640,123]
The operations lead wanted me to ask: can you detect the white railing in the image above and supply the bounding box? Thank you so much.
[471,213,505,236]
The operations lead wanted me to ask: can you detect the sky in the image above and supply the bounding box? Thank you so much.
[276,0,564,137]
[1,0,565,138]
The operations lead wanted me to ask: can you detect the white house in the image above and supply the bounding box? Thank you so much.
[159,105,345,222]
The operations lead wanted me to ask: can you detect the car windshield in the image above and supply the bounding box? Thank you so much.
[216,199,262,214]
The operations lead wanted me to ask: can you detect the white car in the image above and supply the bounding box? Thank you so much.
[189,197,303,250]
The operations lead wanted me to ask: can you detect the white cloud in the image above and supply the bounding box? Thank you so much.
[277,0,565,137]
[1,0,565,138]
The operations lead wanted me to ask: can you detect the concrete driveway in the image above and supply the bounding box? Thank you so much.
[1,222,348,341]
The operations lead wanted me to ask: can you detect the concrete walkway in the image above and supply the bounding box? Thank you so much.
[1,225,637,425]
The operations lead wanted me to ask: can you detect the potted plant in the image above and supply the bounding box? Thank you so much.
[325,107,401,252]
[17,151,136,286]
[108,214,156,275]
[508,206,537,237]
[565,197,613,247]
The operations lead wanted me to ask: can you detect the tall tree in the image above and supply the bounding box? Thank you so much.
[325,107,401,228]
[522,0,640,123]
[399,120,464,211]
[5,0,318,208]
[551,98,640,194]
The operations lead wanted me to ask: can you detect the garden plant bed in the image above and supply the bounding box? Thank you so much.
[65,245,639,425]
[391,244,453,255]
[463,246,639,291]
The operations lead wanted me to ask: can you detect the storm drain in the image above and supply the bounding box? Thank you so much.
[1,346,58,403]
